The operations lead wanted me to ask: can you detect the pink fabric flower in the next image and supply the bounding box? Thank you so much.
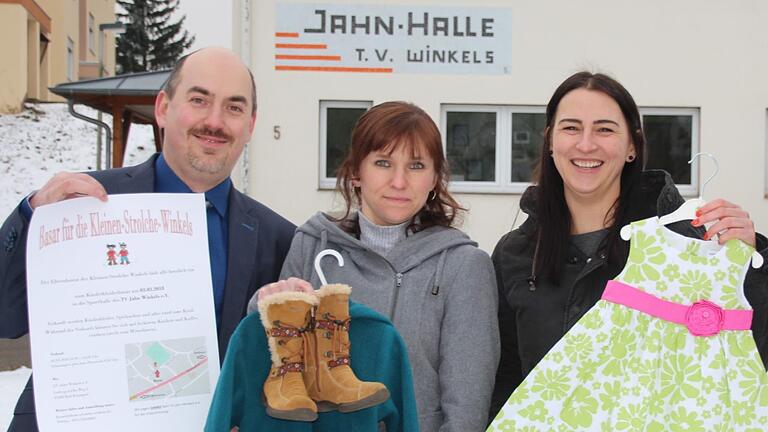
[685,300,725,336]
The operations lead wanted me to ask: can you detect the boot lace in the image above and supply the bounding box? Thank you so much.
[315,313,351,368]
[269,322,312,376]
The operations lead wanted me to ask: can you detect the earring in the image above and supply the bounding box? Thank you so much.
[427,191,437,202]
[627,155,635,162]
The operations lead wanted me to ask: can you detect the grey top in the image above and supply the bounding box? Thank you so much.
[358,211,409,256]
[251,212,500,432]
[572,228,609,258]
[557,229,610,302]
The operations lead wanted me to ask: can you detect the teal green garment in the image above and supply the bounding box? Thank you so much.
[205,302,420,432]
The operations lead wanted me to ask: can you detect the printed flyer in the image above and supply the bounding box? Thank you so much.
[26,193,220,431]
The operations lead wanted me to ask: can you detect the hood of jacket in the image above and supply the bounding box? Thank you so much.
[299,211,478,273]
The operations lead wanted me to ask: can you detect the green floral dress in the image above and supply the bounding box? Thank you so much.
[488,216,768,431]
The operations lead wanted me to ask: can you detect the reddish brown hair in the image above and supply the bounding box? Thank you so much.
[335,101,464,232]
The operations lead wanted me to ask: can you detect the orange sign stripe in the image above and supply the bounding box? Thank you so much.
[275,32,299,37]
[275,55,341,61]
[275,66,393,73]
[275,43,327,49]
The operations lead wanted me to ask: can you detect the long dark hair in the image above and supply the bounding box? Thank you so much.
[533,72,646,282]
[335,101,464,233]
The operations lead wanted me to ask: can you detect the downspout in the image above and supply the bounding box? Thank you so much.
[68,100,111,169]
[239,0,252,195]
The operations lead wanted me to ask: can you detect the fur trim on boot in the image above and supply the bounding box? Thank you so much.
[259,291,318,421]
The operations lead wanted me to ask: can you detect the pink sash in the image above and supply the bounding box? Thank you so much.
[601,280,752,336]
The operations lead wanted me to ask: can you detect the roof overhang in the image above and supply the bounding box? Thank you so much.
[0,0,52,36]
[50,70,170,124]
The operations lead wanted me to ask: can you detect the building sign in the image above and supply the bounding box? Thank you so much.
[275,3,512,74]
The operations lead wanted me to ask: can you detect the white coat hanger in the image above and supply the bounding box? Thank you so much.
[621,152,716,241]
[314,249,344,286]
[620,153,763,268]
[657,152,718,226]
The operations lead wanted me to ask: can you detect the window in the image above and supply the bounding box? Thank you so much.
[88,14,95,54]
[441,105,699,195]
[641,108,699,196]
[319,101,372,189]
[441,105,545,193]
[446,109,497,182]
[66,37,74,81]
[511,111,547,183]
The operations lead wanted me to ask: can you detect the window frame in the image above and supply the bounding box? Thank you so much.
[88,13,95,54]
[316,103,701,195]
[318,100,373,190]
[639,107,700,197]
[440,104,700,195]
[441,104,545,194]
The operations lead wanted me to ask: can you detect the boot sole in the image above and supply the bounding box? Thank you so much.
[316,387,391,413]
[262,393,318,422]
[265,406,318,422]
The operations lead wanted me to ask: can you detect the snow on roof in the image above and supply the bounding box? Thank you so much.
[49,70,171,97]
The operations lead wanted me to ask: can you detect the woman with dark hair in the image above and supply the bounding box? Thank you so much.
[489,71,768,418]
[257,101,500,432]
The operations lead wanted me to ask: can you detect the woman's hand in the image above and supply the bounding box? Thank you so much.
[257,277,315,301]
[693,199,756,247]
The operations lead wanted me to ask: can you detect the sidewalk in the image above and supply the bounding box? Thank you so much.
[0,367,31,431]
[0,336,30,371]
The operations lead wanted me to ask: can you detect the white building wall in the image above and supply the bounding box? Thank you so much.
[237,0,768,252]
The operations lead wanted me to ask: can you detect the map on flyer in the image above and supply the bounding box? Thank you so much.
[126,336,210,401]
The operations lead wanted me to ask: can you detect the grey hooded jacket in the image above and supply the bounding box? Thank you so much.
[275,212,500,432]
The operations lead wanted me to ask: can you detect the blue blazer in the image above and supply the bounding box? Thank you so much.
[0,154,296,431]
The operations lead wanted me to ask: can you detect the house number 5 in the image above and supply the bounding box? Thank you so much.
[273,126,281,140]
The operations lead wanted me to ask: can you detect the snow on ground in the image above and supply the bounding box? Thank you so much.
[0,102,155,216]
[0,102,155,427]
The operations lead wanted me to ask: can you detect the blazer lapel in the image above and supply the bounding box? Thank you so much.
[218,190,260,358]
[95,154,157,195]
[121,156,156,193]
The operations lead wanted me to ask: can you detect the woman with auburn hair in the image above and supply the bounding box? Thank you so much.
[489,71,768,422]
[257,101,500,431]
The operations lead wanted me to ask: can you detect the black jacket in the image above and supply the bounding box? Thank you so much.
[489,170,768,418]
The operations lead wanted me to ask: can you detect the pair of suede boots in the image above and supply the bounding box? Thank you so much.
[258,284,390,422]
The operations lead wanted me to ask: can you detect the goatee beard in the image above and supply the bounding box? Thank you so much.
[187,127,232,174]
[188,152,226,174]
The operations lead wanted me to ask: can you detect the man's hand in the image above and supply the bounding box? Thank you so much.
[29,172,108,209]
